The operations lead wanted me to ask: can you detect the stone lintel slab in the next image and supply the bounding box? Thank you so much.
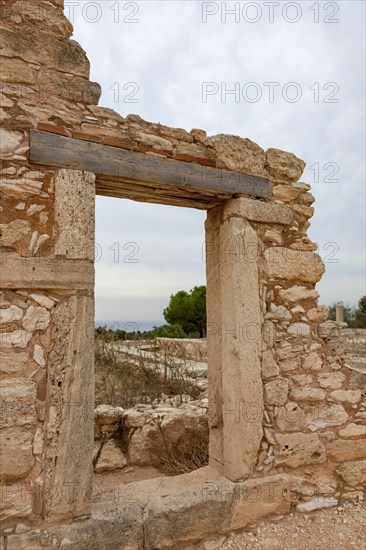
[222,197,293,225]
[5,469,293,550]
[0,254,94,289]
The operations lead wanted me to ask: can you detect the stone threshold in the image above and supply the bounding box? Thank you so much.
[4,467,292,550]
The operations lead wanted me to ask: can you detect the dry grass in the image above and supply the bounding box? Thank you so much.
[95,334,201,408]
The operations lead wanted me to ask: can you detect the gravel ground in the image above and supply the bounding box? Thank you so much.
[220,499,366,550]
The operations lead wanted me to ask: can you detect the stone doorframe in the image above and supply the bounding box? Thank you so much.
[20,167,291,520]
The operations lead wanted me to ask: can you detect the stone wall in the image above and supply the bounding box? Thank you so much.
[0,0,365,542]
[156,338,207,361]
[93,399,208,473]
[1,0,98,527]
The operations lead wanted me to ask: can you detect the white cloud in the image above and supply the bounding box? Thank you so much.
[67,1,365,320]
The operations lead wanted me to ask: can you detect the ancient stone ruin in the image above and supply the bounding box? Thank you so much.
[0,1,365,548]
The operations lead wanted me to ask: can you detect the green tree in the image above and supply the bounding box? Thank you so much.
[163,286,207,338]
[145,324,188,339]
[354,296,366,328]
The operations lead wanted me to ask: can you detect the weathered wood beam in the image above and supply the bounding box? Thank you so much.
[0,254,94,289]
[30,130,271,207]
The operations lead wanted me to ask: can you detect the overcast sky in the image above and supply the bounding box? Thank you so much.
[66,1,365,324]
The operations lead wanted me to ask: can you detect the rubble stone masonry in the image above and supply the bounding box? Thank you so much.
[0,0,365,546]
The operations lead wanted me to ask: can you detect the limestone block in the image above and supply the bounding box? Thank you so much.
[326,439,366,462]
[228,474,292,532]
[130,131,171,151]
[33,344,45,367]
[261,349,280,378]
[12,0,73,38]
[302,352,323,371]
[32,427,44,456]
[0,484,33,522]
[0,220,31,247]
[264,248,324,283]
[317,372,345,389]
[0,305,23,324]
[263,321,276,347]
[223,197,292,225]
[296,497,338,513]
[291,374,313,386]
[220,215,263,480]
[129,411,208,467]
[272,184,300,202]
[0,129,23,157]
[161,125,193,142]
[266,148,305,182]
[336,460,366,486]
[205,207,224,468]
[330,390,361,404]
[87,105,125,122]
[0,93,14,108]
[0,27,91,78]
[0,378,36,402]
[278,285,319,303]
[305,404,348,430]
[0,330,32,348]
[293,204,314,219]
[175,141,210,158]
[144,469,233,548]
[263,228,282,245]
[287,323,311,338]
[54,170,95,260]
[266,304,292,322]
[123,409,149,428]
[29,294,55,309]
[318,321,340,339]
[38,69,101,104]
[275,402,306,432]
[278,357,301,373]
[264,378,289,405]
[0,57,35,85]
[0,429,35,481]
[208,134,265,175]
[274,432,326,468]
[6,501,144,549]
[94,440,127,473]
[22,306,50,331]
[307,305,329,322]
[289,386,326,402]
[291,305,305,314]
[0,178,43,199]
[80,122,127,138]
[0,400,37,429]
[43,294,95,520]
[0,350,28,374]
[95,404,123,426]
[338,424,366,438]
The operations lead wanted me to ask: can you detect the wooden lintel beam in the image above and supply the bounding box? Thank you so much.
[30,130,271,205]
[0,254,94,290]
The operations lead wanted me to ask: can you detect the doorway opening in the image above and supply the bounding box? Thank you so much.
[93,196,209,497]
